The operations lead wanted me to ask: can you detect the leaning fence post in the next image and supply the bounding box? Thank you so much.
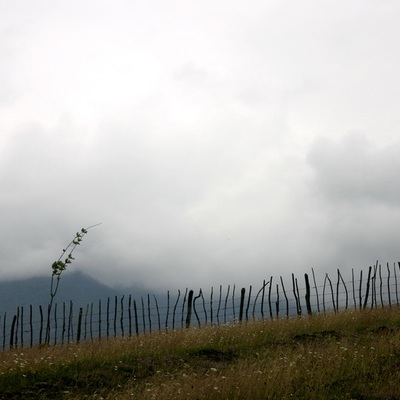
[326,274,336,313]
[224,285,230,324]
[185,290,194,328]
[311,268,320,313]
[338,269,348,310]
[10,315,17,350]
[280,277,289,318]
[153,295,161,332]
[363,266,372,310]
[304,273,312,315]
[245,285,252,322]
[193,289,202,328]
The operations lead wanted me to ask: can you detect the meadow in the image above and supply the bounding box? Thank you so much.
[1,306,400,399]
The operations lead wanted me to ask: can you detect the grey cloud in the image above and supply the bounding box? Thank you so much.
[307,134,400,206]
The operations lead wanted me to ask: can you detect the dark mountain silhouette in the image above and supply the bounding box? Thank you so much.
[0,271,159,318]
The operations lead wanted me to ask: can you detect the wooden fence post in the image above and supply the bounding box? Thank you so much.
[185,290,194,329]
[141,297,146,334]
[216,286,222,325]
[133,299,139,336]
[232,285,236,322]
[29,305,33,348]
[393,262,399,306]
[172,290,181,330]
[338,269,348,310]
[292,274,301,316]
[304,273,312,315]
[10,315,17,349]
[128,295,132,337]
[280,277,289,318]
[77,308,83,344]
[311,268,320,313]
[90,302,94,341]
[325,274,336,313]
[268,277,273,320]
[201,290,207,325]
[106,297,110,340]
[181,289,188,329]
[363,266,372,310]
[114,296,118,338]
[379,263,384,308]
[239,288,246,323]
[210,287,214,326]
[165,291,170,332]
[153,295,161,331]
[224,285,230,324]
[120,296,125,337]
[245,285,252,322]
[39,306,44,345]
[387,263,392,307]
[67,301,73,343]
[99,299,102,341]
[61,302,66,345]
[193,289,202,328]
[147,294,152,334]
[261,280,266,320]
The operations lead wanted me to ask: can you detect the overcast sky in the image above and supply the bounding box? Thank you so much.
[1,1,400,292]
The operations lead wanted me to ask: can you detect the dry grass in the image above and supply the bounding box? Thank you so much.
[1,307,400,399]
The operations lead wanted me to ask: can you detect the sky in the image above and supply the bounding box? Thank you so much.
[1,0,400,292]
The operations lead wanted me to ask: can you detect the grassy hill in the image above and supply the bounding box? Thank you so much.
[1,306,400,399]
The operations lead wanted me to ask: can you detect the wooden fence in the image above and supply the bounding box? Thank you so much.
[1,261,399,350]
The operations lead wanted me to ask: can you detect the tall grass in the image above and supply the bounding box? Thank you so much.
[1,307,400,399]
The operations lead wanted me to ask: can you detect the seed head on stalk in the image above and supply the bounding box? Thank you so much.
[45,223,102,345]
[50,223,102,300]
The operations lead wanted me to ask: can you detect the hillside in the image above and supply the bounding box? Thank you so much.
[0,306,399,399]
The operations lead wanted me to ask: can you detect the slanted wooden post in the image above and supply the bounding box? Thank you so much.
[363,266,372,310]
[311,268,320,313]
[153,295,161,331]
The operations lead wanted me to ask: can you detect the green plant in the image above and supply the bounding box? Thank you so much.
[45,223,102,344]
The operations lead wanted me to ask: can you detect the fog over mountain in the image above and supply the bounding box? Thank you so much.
[1,1,400,292]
